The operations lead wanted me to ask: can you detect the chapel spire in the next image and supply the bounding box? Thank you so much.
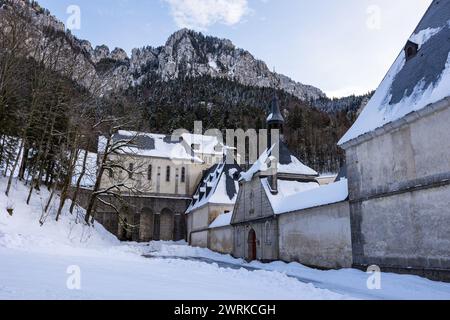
[267,94,284,146]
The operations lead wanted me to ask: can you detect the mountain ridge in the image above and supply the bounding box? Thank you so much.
[5,0,325,101]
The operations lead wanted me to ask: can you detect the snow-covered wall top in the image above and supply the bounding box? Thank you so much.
[209,211,233,229]
[262,179,348,215]
[339,0,450,145]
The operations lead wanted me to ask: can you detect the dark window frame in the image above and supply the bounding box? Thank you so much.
[128,163,134,179]
[148,165,152,181]
[181,167,186,183]
[166,166,171,182]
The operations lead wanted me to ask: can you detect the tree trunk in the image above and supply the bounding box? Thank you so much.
[56,141,79,221]
[70,149,88,214]
[5,139,24,196]
[18,146,29,180]
[84,137,111,225]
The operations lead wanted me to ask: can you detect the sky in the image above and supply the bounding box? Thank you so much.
[37,0,433,98]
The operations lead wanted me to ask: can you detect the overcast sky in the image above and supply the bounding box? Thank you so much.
[38,0,432,97]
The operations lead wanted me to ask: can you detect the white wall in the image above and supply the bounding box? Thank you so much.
[278,201,352,269]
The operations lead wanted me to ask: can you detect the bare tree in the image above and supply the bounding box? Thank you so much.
[83,116,149,225]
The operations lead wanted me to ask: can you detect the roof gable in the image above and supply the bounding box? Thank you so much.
[186,159,242,214]
[240,140,318,182]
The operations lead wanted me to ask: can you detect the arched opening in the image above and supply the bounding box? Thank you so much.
[153,214,161,241]
[120,218,132,241]
[160,208,174,240]
[247,229,257,261]
[139,208,154,242]
[173,213,186,241]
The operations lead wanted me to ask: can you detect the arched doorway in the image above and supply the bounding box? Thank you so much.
[173,213,186,241]
[153,214,161,241]
[247,229,257,261]
[120,218,133,241]
[160,208,174,241]
[139,208,154,242]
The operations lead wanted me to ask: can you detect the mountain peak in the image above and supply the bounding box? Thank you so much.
[3,0,326,101]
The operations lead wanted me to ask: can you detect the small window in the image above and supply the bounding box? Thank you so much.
[249,191,255,215]
[236,228,241,247]
[265,221,272,245]
[108,168,113,179]
[166,166,171,182]
[405,41,419,61]
[128,163,134,179]
[148,165,152,181]
[181,167,186,183]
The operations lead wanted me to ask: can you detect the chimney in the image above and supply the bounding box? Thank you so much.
[265,156,278,194]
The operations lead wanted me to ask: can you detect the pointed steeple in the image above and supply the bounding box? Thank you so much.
[267,95,284,126]
[266,95,284,147]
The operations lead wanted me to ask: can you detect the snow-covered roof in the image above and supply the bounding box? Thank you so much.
[209,211,233,229]
[181,133,226,156]
[339,0,450,145]
[262,178,349,215]
[98,130,204,163]
[261,178,320,213]
[240,141,318,182]
[186,158,242,214]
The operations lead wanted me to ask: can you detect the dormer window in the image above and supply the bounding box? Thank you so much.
[405,41,419,61]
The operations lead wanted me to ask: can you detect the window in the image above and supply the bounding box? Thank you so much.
[108,168,113,179]
[265,221,272,245]
[148,165,152,181]
[236,227,241,247]
[181,167,186,183]
[405,41,419,61]
[249,191,255,215]
[128,163,134,179]
[166,166,171,182]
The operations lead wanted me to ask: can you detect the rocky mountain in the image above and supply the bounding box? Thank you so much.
[0,0,366,173]
[84,28,326,101]
[2,0,325,101]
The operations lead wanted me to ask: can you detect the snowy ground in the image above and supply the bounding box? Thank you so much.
[1,177,450,300]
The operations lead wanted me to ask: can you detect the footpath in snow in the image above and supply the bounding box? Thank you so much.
[1,177,450,300]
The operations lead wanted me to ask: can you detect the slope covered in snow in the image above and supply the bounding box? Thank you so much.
[2,177,450,300]
[0,177,348,300]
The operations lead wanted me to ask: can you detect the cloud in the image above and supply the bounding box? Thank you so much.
[164,0,250,30]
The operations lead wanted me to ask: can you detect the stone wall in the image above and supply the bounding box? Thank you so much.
[232,176,279,261]
[232,177,275,224]
[278,201,352,269]
[71,187,189,242]
[208,226,234,254]
[233,219,279,261]
[343,100,450,281]
[191,230,208,248]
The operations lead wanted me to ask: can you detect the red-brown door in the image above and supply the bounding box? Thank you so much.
[248,229,257,261]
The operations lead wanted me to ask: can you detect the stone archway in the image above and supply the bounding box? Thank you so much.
[247,229,257,261]
[160,208,174,241]
[139,207,154,242]
[120,218,132,241]
[153,214,161,241]
[173,213,186,241]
